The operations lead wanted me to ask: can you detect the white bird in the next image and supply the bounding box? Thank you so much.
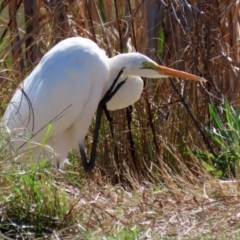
[2,37,206,171]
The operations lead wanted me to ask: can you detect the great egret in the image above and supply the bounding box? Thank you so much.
[2,37,206,171]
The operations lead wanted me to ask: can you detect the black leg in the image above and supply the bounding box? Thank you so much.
[79,68,127,171]
[101,68,125,101]
[100,79,127,105]
[103,105,113,122]
[79,105,104,172]
[102,78,127,123]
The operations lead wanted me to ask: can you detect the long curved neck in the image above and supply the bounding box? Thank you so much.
[108,53,131,76]
[103,54,132,96]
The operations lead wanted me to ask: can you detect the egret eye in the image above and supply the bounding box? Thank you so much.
[142,62,153,68]
[142,62,149,68]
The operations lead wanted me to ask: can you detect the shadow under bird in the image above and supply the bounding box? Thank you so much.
[2,37,206,171]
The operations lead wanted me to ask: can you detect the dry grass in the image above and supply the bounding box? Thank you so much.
[58,180,240,239]
[1,156,240,240]
[79,182,240,239]
[2,172,240,239]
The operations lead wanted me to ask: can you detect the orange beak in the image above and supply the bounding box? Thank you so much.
[155,65,206,82]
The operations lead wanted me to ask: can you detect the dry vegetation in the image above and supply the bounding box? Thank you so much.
[0,0,240,239]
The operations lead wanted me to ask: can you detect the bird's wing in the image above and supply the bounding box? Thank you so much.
[3,37,109,143]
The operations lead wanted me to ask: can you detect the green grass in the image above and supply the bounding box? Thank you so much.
[1,162,68,234]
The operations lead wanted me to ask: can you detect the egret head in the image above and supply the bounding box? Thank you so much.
[110,53,206,82]
[139,60,206,82]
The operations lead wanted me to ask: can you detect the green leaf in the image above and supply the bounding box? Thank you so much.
[98,0,107,22]
[208,103,232,144]
[42,123,52,145]
[224,99,233,128]
[208,104,224,130]
[202,161,215,172]
[205,127,227,148]
[157,28,164,56]
[186,150,214,161]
